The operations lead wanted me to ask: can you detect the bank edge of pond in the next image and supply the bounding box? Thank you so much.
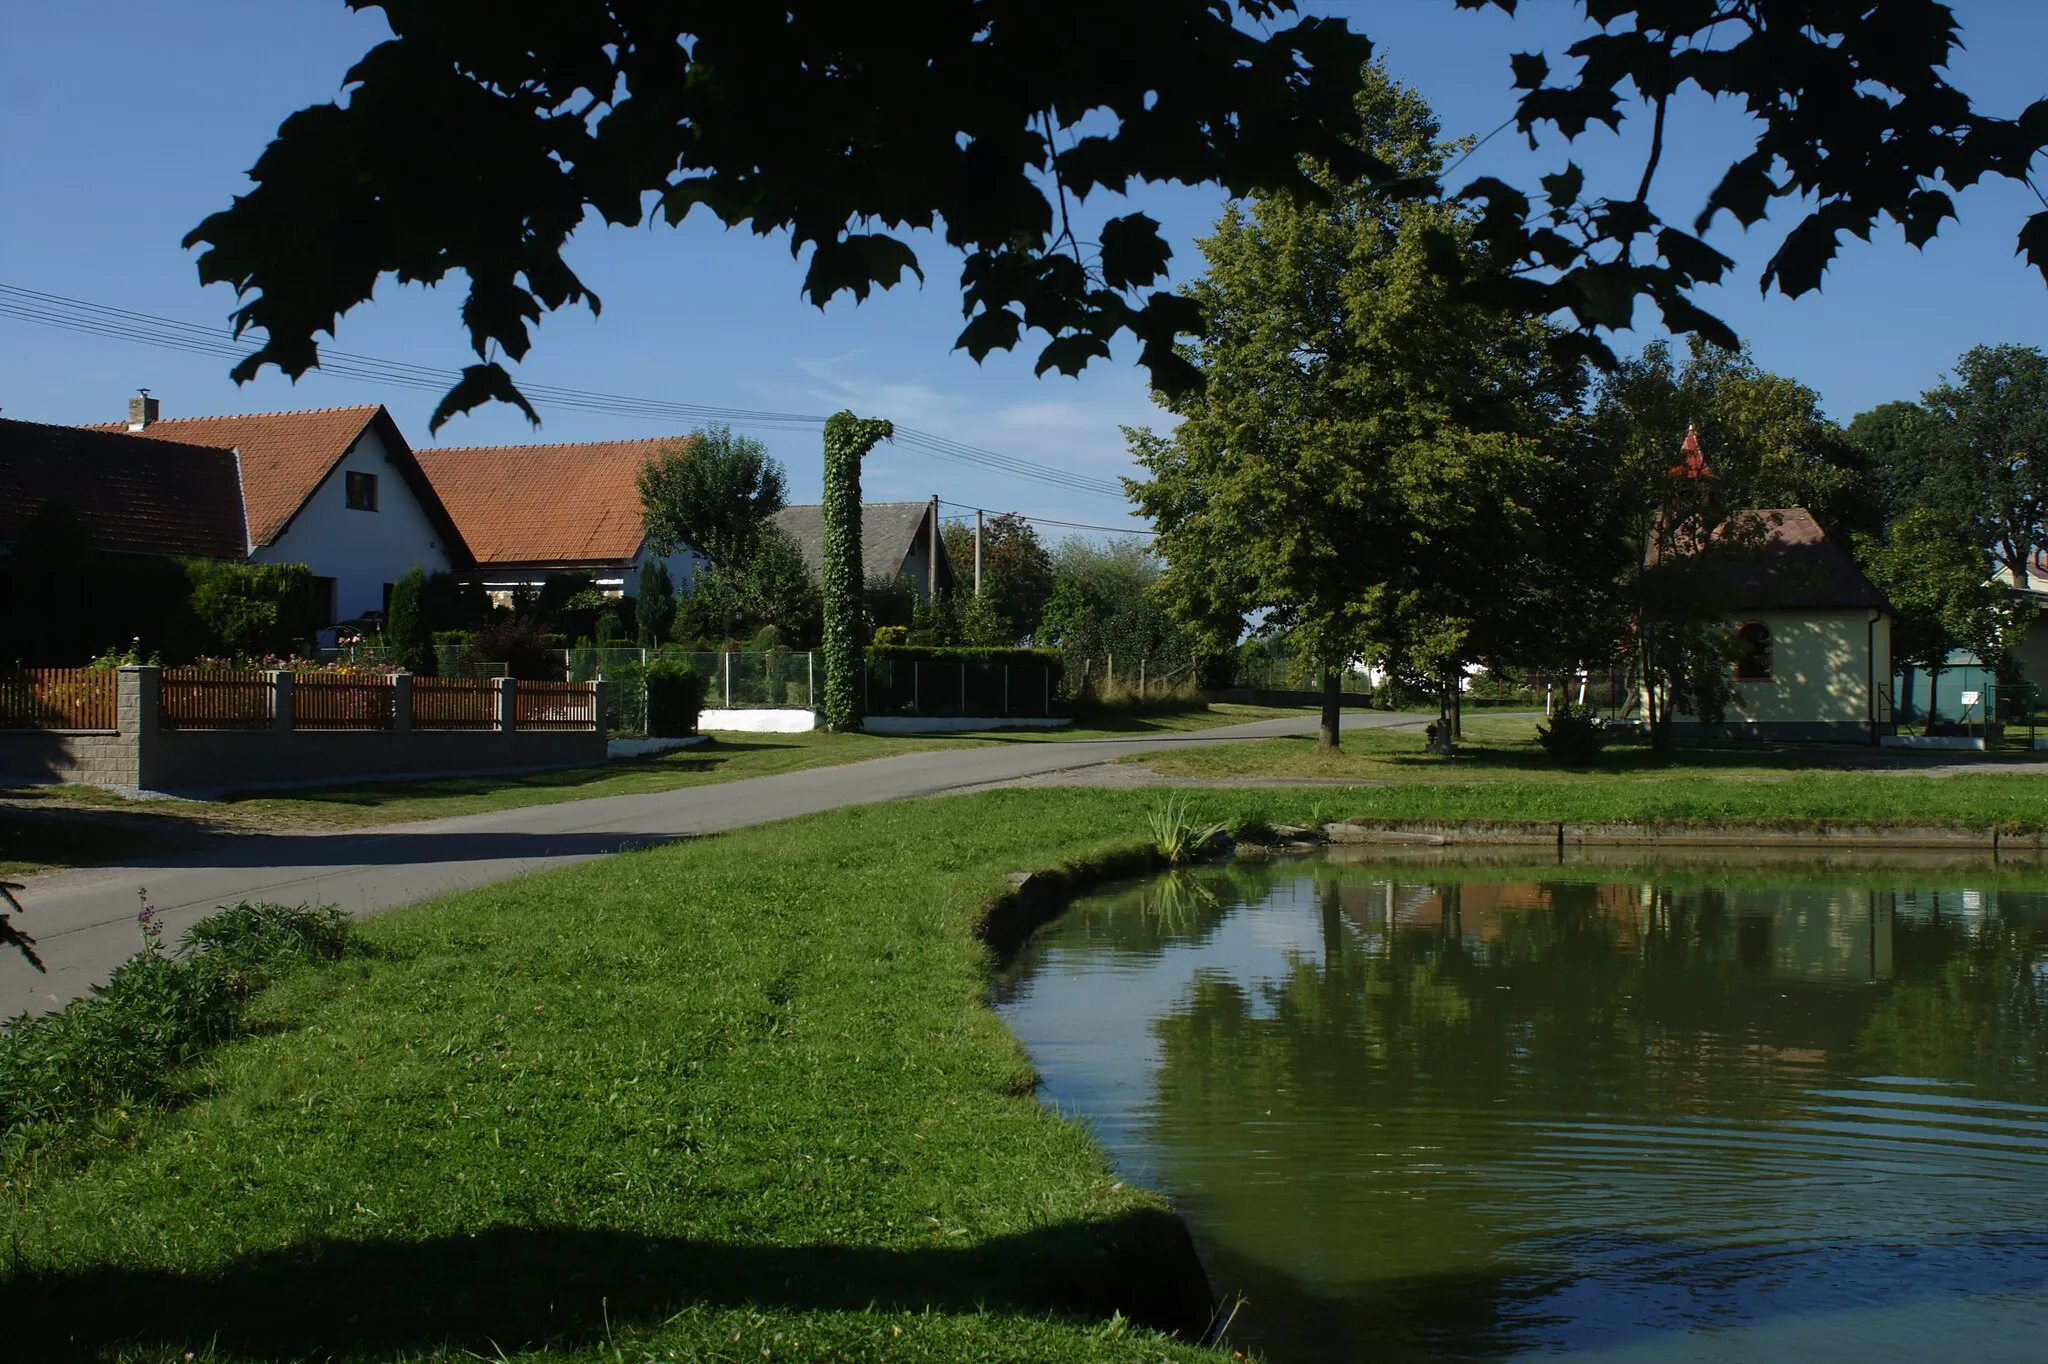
[1322,818,2047,852]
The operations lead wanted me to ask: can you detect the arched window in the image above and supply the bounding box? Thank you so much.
[1734,621,1773,680]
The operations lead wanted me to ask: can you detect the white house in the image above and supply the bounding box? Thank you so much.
[89,395,467,625]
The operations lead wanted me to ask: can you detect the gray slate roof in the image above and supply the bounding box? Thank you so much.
[769,501,954,589]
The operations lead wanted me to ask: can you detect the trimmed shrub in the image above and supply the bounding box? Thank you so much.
[385,565,435,675]
[1536,701,1608,766]
[820,413,894,730]
[867,644,1061,669]
[645,659,704,737]
[465,616,560,680]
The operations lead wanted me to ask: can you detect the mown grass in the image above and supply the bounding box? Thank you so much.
[954,701,1310,743]
[0,791,1235,1363]
[1144,710,2048,789]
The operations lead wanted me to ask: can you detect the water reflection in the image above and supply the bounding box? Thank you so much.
[996,861,2048,1363]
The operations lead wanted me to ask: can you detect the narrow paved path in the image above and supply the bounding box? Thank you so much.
[3,710,1426,1015]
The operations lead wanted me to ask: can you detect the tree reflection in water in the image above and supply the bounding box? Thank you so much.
[999,862,2048,1363]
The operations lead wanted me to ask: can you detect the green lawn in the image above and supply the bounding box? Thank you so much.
[951,701,1310,743]
[1,792,1233,1363]
[222,729,981,828]
[1143,710,2048,785]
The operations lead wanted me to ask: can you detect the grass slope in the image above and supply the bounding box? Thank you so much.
[1,792,1225,1364]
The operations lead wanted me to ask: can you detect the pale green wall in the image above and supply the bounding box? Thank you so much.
[1662,609,1889,726]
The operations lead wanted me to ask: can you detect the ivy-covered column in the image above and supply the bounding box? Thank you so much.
[820,411,893,731]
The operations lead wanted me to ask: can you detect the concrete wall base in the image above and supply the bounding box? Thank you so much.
[1668,720,1873,744]
[1882,734,1988,751]
[699,709,817,733]
[863,715,1071,734]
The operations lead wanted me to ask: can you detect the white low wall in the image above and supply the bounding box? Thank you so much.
[699,708,818,733]
[1881,735,1986,751]
[862,715,1072,735]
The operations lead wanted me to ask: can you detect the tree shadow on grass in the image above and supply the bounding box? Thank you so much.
[2,1213,1214,1361]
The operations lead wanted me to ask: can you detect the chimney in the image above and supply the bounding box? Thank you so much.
[127,389,159,431]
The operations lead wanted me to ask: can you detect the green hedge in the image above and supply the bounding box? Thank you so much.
[645,659,704,737]
[866,644,1062,670]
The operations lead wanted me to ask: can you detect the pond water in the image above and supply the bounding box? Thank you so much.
[994,852,2048,1363]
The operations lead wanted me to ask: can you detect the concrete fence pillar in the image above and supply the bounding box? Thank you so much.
[268,670,293,731]
[392,673,413,733]
[494,677,517,734]
[592,679,608,739]
[117,665,159,738]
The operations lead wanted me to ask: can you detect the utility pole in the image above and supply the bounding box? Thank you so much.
[928,494,939,602]
[974,508,984,597]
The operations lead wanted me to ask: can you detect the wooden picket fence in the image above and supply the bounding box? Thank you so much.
[0,668,118,731]
[514,680,597,730]
[412,676,498,730]
[292,672,395,730]
[159,669,275,730]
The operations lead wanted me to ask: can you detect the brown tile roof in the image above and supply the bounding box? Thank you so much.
[1653,506,1889,612]
[85,405,381,548]
[417,436,687,567]
[0,418,247,558]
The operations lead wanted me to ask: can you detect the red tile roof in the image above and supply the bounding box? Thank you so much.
[417,436,690,567]
[1668,424,1715,480]
[0,419,247,558]
[85,405,381,547]
[1652,506,1889,612]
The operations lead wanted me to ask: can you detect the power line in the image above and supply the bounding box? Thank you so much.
[938,499,1155,538]
[0,282,1131,499]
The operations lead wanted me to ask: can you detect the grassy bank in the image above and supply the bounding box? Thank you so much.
[0,792,1229,1363]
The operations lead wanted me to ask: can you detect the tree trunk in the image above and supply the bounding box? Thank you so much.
[1450,670,1463,740]
[1318,666,1341,750]
[1927,669,1941,733]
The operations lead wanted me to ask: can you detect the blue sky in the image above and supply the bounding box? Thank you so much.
[3,1,2045,538]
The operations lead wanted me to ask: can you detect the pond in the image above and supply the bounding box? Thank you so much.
[994,851,2048,1363]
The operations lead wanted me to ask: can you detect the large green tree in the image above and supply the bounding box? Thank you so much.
[1034,539,1196,688]
[638,425,788,571]
[1916,345,2048,589]
[1591,336,1881,544]
[183,3,2046,425]
[940,513,1057,643]
[1128,64,1580,748]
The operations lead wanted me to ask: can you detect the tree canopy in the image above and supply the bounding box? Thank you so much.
[185,2,2048,425]
[1916,345,2048,588]
[638,425,788,570]
[1128,63,1583,745]
[940,513,1057,642]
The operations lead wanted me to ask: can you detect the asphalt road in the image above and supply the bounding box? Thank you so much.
[2,709,1425,1016]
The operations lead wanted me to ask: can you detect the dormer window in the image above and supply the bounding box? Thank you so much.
[346,471,379,511]
[1734,621,1773,680]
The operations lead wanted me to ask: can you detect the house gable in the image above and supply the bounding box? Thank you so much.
[770,501,955,597]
